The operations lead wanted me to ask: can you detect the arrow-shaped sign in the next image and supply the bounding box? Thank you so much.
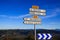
[37,33,52,40]
[47,33,52,39]
[24,21,41,24]
[29,8,46,16]
[43,33,47,39]
[38,33,42,39]
[24,18,41,21]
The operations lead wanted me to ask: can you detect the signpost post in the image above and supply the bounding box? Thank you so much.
[23,5,46,40]
[33,15,39,40]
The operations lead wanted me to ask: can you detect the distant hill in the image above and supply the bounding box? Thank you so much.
[0,29,60,40]
[0,29,60,34]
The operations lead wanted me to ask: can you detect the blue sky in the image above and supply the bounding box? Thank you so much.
[0,0,60,29]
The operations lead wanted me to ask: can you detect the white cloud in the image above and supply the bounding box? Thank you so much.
[0,8,60,19]
[0,15,8,17]
[9,14,30,19]
[42,8,60,19]
[0,14,30,19]
[18,14,30,18]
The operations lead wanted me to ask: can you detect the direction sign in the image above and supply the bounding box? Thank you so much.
[24,21,41,24]
[29,8,46,13]
[24,18,41,21]
[30,12,46,16]
[37,33,52,40]
[23,5,46,40]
